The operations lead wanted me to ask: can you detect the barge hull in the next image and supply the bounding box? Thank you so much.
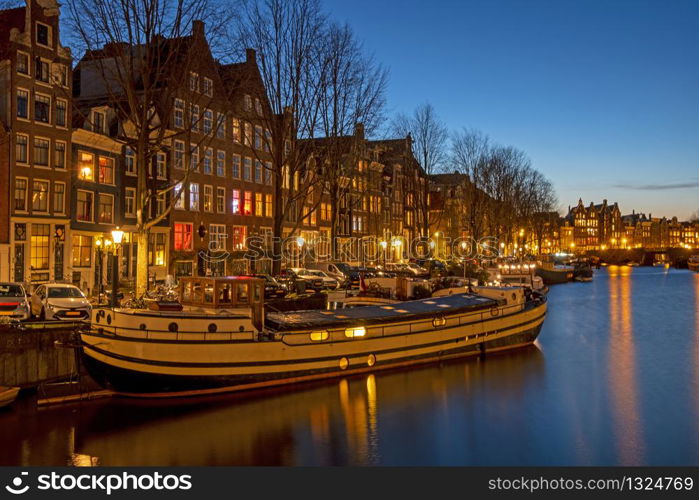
[82,321,543,397]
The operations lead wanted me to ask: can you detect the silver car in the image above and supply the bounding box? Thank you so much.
[31,284,92,321]
[0,283,31,321]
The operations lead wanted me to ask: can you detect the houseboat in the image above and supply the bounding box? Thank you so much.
[80,276,547,397]
[535,257,574,285]
[688,255,699,272]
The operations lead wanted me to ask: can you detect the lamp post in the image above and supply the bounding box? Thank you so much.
[296,236,305,268]
[380,240,387,267]
[95,238,103,303]
[111,227,124,308]
[94,236,113,304]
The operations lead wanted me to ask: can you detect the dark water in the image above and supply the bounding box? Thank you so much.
[2,266,698,466]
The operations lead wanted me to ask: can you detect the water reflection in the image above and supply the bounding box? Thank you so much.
[607,265,645,464]
[2,268,699,465]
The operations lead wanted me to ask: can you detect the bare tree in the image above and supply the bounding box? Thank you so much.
[451,129,493,242]
[232,0,327,274]
[526,171,558,253]
[66,0,229,295]
[390,103,448,238]
[315,21,388,260]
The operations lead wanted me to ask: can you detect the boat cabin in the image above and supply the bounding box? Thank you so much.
[179,276,265,330]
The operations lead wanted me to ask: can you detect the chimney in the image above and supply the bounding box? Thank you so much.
[354,122,364,140]
[192,20,205,39]
[603,199,607,205]
[632,209,635,215]
[246,48,257,64]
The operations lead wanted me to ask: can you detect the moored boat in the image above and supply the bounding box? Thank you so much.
[0,386,20,408]
[535,257,574,285]
[80,276,547,397]
[689,255,699,272]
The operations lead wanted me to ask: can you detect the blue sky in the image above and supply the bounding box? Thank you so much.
[324,0,699,219]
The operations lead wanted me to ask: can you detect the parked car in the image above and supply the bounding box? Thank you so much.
[295,269,340,290]
[413,259,446,276]
[0,283,31,321]
[30,284,92,321]
[249,274,287,299]
[277,269,324,293]
[306,262,350,284]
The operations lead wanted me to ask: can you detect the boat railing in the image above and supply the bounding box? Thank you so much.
[88,324,259,342]
[279,297,543,346]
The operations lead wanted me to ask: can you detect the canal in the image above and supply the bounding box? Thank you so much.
[1,266,698,466]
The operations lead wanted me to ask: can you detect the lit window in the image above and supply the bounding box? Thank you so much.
[310,330,329,342]
[174,222,193,251]
[189,183,199,211]
[243,191,252,215]
[98,156,114,184]
[78,151,94,180]
[232,189,240,214]
[345,326,366,338]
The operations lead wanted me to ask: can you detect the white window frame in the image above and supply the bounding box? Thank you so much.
[35,21,52,48]
[203,184,213,213]
[216,150,225,177]
[34,92,51,125]
[216,186,226,214]
[53,181,66,214]
[189,183,199,211]
[33,136,51,168]
[15,133,29,165]
[14,177,29,213]
[125,187,136,217]
[125,147,136,176]
[32,179,50,214]
[54,140,66,170]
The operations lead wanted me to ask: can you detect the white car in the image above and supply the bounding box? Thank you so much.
[30,284,92,321]
[294,269,340,290]
[0,283,31,321]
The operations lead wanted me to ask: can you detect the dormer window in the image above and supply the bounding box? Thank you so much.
[92,111,106,134]
[244,94,252,111]
[36,22,51,47]
[203,77,213,97]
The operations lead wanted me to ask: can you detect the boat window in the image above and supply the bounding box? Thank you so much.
[237,283,249,304]
[345,326,366,338]
[310,330,329,341]
[203,282,214,303]
[192,281,203,302]
[218,283,232,304]
[182,281,193,302]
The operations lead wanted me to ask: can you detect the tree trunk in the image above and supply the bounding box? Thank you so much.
[135,229,149,296]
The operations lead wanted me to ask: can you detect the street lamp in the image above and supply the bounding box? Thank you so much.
[94,236,113,304]
[296,236,305,268]
[380,240,388,267]
[110,227,124,308]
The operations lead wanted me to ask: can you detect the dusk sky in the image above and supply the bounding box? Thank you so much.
[325,0,699,220]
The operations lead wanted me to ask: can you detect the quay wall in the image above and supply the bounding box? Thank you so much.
[0,324,80,388]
